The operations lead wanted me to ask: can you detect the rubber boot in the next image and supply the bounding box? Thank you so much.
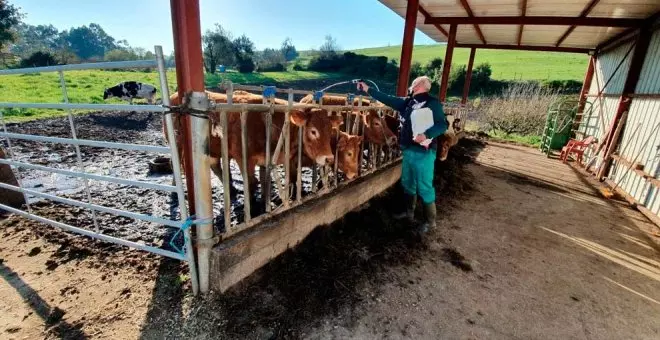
[393,193,416,223]
[418,203,437,234]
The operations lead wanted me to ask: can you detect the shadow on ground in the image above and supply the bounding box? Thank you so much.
[138,138,485,339]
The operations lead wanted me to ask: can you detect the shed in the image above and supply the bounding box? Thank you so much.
[377,0,660,223]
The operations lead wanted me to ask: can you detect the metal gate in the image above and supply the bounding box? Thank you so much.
[0,46,199,294]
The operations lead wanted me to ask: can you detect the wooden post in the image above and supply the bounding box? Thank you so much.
[0,147,25,209]
[461,47,476,105]
[396,0,419,96]
[598,26,653,180]
[440,24,457,102]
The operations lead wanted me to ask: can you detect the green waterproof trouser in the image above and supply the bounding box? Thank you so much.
[401,148,436,204]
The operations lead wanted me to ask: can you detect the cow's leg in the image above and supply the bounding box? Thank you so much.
[210,157,239,201]
[245,160,264,217]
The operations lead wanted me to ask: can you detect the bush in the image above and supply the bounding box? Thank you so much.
[258,63,285,72]
[542,79,583,94]
[19,51,58,68]
[292,62,304,71]
[476,82,560,135]
[236,57,255,73]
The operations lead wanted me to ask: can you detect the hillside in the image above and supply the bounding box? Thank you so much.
[352,44,588,81]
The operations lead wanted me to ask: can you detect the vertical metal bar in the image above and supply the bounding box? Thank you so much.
[59,71,100,233]
[357,110,365,177]
[297,125,303,203]
[461,48,476,105]
[352,96,363,135]
[0,111,31,213]
[397,0,420,96]
[311,97,320,193]
[440,24,457,102]
[284,90,292,208]
[156,45,199,296]
[220,109,231,231]
[333,114,339,188]
[240,105,251,223]
[264,106,272,212]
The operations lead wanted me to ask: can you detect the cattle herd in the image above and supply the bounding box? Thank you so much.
[105,81,459,217]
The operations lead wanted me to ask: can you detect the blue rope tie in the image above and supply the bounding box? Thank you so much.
[313,91,324,102]
[347,93,355,103]
[263,86,277,98]
[169,216,194,255]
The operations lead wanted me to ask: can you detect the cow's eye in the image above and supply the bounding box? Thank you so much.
[309,128,319,139]
[347,152,353,157]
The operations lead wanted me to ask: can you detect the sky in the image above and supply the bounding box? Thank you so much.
[14,0,438,54]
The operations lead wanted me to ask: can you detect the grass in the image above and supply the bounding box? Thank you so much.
[353,44,588,81]
[487,130,542,148]
[0,69,341,122]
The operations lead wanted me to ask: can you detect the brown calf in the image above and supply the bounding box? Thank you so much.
[166,90,342,212]
[299,94,397,147]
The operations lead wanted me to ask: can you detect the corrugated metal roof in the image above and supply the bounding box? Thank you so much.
[378,0,660,50]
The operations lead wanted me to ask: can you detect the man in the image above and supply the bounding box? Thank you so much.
[357,76,447,232]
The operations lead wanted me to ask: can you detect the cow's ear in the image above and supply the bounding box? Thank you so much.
[290,110,308,127]
[330,115,343,129]
[337,132,348,148]
[355,135,364,143]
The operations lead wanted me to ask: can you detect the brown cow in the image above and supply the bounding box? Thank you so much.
[166,90,342,214]
[299,94,397,146]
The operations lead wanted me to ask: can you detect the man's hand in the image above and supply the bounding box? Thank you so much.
[357,81,370,93]
[414,133,427,143]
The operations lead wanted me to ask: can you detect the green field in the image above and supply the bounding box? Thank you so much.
[0,69,340,122]
[0,43,588,122]
[354,45,588,81]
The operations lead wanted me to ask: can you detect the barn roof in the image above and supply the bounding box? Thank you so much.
[378,0,660,52]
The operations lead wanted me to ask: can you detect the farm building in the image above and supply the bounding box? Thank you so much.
[1,0,660,338]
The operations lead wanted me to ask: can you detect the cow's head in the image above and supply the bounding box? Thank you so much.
[103,89,111,100]
[361,112,397,146]
[336,131,363,179]
[291,108,343,166]
[437,132,458,161]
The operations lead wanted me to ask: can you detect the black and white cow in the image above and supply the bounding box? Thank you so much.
[103,81,157,104]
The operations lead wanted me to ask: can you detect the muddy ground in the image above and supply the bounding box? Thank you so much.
[2,113,660,339]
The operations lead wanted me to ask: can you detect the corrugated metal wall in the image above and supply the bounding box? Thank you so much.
[610,30,660,215]
[583,29,660,217]
[579,41,635,162]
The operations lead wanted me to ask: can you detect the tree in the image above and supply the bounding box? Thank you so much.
[202,24,234,73]
[280,37,298,61]
[319,35,339,57]
[257,47,286,71]
[65,23,116,60]
[104,48,137,61]
[19,51,57,67]
[10,24,60,57]
[233,34,255,73]
[0,1,22,52]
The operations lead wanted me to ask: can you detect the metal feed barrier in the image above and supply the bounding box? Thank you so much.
[206,82,401,238]
[0,46,200,294]
[0,45,402,295]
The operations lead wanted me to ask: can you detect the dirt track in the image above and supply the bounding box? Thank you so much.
[2,136,660,339]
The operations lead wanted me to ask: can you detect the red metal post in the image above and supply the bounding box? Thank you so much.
[461,48,476,105]
[170,0,206,213]
[439,24,457,102]
[396,0,419,97]
[577,55,595,114]
[597,26,653,179]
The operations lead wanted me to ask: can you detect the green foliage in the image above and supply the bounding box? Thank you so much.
[19,51,57,67]
[281,37,298,62]
[202,24,235,74]
[0,1,22,51]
